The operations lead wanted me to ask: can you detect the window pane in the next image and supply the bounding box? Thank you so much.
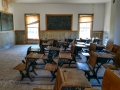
[79,23,91,39]
[28,28,39,39]
[27,23,38,28]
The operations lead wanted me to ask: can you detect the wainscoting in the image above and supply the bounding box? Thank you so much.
[0,31,15,49]
[15,30,26,44]
[15,30,103,44]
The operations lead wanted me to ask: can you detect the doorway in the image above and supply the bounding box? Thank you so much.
[25,14,40,44]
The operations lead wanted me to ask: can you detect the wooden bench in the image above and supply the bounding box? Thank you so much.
[13,62,26,81]
[84,68,120,90]
[13,60,36,82]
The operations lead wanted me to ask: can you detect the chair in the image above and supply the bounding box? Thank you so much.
[58,44,76,67]
[103,50,120,70]
[41,48,60,81]
[82,43,96,53]
[80,38,87,43]
[111,44,120,55]
[26,46,32,58]
[84,68,120,90]
[93,38,102,44]
[62,39,71,51]
[89,43,97,52]
[103,40,113,53]
[76,50,100,83]
[53,39,58,47]
[13,60,36,82]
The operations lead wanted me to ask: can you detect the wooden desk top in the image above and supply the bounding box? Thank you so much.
[42,43,52,46]
[95,52,114,59]
[49,47,60,51]
[54,68,92,90]
[75,44,86,47]
[96,44,105,47]
[82,52,90,57]
[111,70,120,78]
[30,48,40,52]
[77,42,85,45]
[59,52,72,59]
[26,53,44,59]
[58,41,67,43]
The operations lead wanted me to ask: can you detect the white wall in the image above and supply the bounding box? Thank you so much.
[109,0,116,41]
[114,0,120,45]
[104,2,111,33]
[14,3,105,31]
[93,4,105,31]
[103,1,111,45]
[0,0,2,10]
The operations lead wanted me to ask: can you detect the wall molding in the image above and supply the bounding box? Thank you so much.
[14,29,78,33]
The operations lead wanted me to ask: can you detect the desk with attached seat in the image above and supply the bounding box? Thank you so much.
[53,68,92,90]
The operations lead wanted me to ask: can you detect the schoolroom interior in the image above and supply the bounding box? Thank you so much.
[0,0,120,90]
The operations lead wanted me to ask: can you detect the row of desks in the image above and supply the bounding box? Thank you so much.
[25,45,120,90]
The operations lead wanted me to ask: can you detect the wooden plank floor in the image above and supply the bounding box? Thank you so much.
[0,44,103,90]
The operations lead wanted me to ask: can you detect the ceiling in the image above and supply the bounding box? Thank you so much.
[15,0,111,4]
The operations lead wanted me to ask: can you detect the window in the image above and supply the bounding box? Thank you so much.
[79,15,93,39]
[25,14,40,40]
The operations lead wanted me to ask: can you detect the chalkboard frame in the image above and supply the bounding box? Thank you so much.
[46,14,73,31]
[0,11,14,31]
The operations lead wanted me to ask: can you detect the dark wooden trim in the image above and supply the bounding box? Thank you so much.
[0,30,14,33]
[15,30,25,32]
[0,10,13,15]
[92,31,103,32]
[40,30,77,32]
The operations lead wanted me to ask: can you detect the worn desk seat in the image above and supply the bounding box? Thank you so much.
[44,63,57,72]
[53,68,92,90]
[44,63,58,82]
[13,61,34,81]
[103,50,120,70]
[58,44,76,67]
[14,53,44,82]
[103,64,118,70]
[13,63,26,71]
[41,47,60,81]
[76,51,100,84]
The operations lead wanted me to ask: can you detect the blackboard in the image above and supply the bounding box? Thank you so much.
[46,14,72,30]
[0,12,13,31]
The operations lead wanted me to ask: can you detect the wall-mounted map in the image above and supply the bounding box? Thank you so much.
[46,14,72,30]
[0,12,14,31]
